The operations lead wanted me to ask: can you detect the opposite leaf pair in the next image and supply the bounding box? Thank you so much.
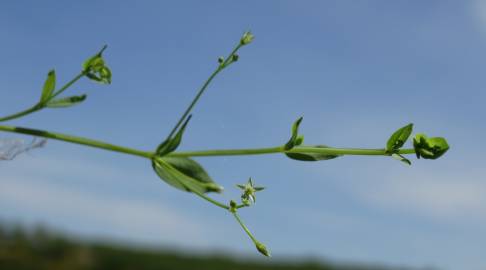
[39,70,87,108]
[284,117,341,161]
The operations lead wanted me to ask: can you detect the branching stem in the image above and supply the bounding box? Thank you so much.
[0,125,415,159]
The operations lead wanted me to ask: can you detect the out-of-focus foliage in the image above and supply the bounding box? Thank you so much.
[0,224,399,270]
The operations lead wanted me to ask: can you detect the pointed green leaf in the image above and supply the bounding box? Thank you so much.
[284,117,303,150]
[413,133,449,159]
[46,94,87,108]
[391,153,411,165]
[40,70,56,103]
[285,145,341,161]
[152,157,223,194]
[156,115,192,156]
[386,123,413,153]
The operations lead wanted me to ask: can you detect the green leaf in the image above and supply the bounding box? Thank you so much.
[285,145,341,161]
[40,70,56,103]
[156,115,192,156]
[413,133,449,159]
[46,95,87,108]
[284,117,303,150]
[152,157,223,194]
[386,123,413,153]
[391,153,411,165]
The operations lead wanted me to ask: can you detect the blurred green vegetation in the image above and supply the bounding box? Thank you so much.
[0,224,400,270]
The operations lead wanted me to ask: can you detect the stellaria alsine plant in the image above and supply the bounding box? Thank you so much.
[0,32,449,257]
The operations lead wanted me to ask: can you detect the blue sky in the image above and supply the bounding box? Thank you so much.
[1,1,486,269]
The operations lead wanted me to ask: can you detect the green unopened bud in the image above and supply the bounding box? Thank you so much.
[231,54,239,62]
[255,241,271,257]
[83,45,111,84]
[229,200,238,213]
[240,31,254,45]
[218,57,224,64]
[413,133,449,159]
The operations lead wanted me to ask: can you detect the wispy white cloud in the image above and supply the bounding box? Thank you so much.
[331,164,486,224]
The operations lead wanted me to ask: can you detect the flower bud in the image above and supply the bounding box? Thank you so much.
[82,45,112,84]
[413,133,449,159]
[255,241,271,257]
[240,31,254,45]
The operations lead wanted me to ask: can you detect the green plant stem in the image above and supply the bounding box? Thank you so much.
[165,44,242,140]
[0,125,415,159]
[0,72,86,123]
[232,211,258,244]
[0,105,42,122]
[169,146,416,157]
[193,192,229,210]
[0,125,153,159]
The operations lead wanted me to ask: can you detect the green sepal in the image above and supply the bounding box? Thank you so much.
[386,123,413,153]
[46,94,87,108]
[413,133,449,159]
[85,66,112,84]
[391,153,411,165]
[152,157,223,194]
[285,145,341,161]
[40,70,56,103]
[156,115,192,156]
[284,117,303,150]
